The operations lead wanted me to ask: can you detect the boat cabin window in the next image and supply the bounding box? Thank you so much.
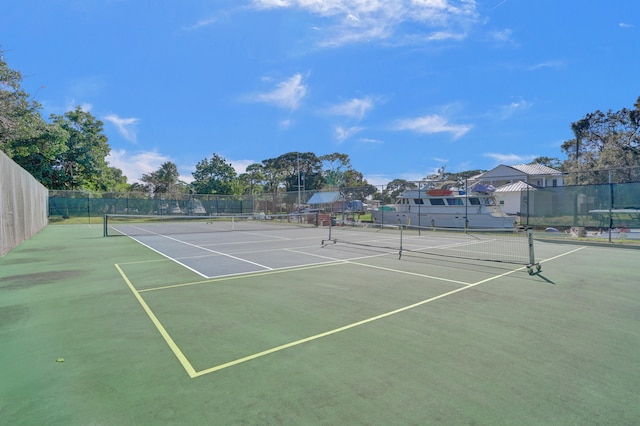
[429,199,445,206]
[484,198,496,206]
[469,198,481,205]
[446,198,463,206]
[413,199,424,204]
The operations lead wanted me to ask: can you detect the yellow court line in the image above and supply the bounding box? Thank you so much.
[118,246,586,379]
[117,258,172,266]
[193,247,586,378]
[114,263,198,378]
[191,265,520,378]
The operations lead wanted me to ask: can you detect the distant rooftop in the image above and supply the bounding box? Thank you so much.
[508,164,563,175]
[307,191,342,204]
[495,181,537,192]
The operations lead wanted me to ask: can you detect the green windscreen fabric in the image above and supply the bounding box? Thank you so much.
[522,182,640,228]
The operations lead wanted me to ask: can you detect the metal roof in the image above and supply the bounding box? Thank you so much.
[495,181,537,192]
[508,164,563,176]
[306,191,343,204]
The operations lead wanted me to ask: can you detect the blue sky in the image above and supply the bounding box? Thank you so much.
[2,0,638,186]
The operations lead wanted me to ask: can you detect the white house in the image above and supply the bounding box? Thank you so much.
[494,181,537,215]
[472,164,565,215]
[475,164,564,188]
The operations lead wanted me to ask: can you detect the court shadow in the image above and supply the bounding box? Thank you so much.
[533,272,555,285]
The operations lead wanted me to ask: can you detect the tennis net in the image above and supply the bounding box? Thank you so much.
[322,223,540,273]
[104,212,320,237]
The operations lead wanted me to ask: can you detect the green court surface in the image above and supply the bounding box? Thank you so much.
[1,224,639,425]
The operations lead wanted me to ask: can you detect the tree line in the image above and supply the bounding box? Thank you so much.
[2,51,639,203]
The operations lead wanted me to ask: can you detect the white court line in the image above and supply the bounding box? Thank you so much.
[157,233,274,269]
[190,245,587,377]
[277,246,471,285]
[200,235,321,249]
[123,235,212,278]
[121,230,273,278]
[119,236,587,379]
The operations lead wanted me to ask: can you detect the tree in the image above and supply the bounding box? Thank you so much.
[561,96,640,184]
[237,163,265,195]
[529,157,562,170]
[0,51,44,151]
[7,123,69,188]
[141,161,181,194]
[260,152,324,194]
[339,168,377,201]
[1,52,131,191]
[320,152,351,187]
[381,179,417,204]
[1,51,68,187]
[101,166,130,192]
[49,107,113,190]
[191,154,237,194]
[281,152,324,192]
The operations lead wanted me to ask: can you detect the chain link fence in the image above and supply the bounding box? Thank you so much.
[49,191,255,219]
[522,168,640,229]
[47,166,640,231]
[48,188,372,221]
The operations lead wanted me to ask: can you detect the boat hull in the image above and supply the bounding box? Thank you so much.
[371,210,517,229]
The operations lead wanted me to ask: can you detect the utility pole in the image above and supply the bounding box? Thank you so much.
[297,154,301,211]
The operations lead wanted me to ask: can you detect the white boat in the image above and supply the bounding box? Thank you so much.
[371,186,517,229]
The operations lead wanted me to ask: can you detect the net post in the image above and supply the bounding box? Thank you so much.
[103,214,108,237]
[527,228,540,273]
[398,224,403,259]
[527,228,535,265]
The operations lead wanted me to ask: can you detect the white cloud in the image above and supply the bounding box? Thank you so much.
[229,159,256,174]
[496,97,531,120]
[327,97,374,120]
[107,149,263,184]
[619,22,633,28]
[104,114,139,142]
[488,28,516,45]
[279,119,293,129]
[483,152,537,164]
[491,0,508,9]
[335,125,362,142]
[106,149,171,183]
[183,17,218,31]
[427,31,467,41]
[395,114,471,139]
[250,0,479,47]
[252,0,289,7]
[65,100,92,112]
[69,75,106,98]
[365,171,432,187]
[358,137,383,144]
[250,73,307,110]
[527,60,566,71]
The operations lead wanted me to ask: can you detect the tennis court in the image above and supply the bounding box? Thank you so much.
[1,221,639,424]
